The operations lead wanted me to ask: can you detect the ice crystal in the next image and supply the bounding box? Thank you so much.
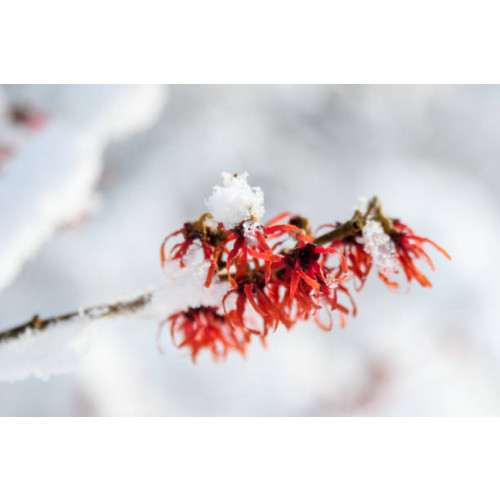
[361,219,398,276]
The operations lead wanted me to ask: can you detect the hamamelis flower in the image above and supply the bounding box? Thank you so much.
[162,306,247,362]
[382,219,451,288]
[222,274,283,340]
[160,215,225,270]
[332,237,372,291]
[316,221,372,292]
[210,213,313,288]
[270,242,349,330]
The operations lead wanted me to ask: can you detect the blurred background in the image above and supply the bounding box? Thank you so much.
[0,84,498,416]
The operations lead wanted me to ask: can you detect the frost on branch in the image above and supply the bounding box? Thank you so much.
[205,172,265,228]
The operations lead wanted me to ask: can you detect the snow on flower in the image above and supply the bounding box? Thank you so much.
[241,220,264,246]
[361,219,399,277]
[205,172,265,228]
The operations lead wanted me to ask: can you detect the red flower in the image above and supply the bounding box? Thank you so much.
[332,237,372,291]
[161,306,247,362]
[222,275,283,340]
[209,213,313,288]
[316,224,372,292]
[160,217,224,270]
[270,242,349,330]
[384,220,451,288]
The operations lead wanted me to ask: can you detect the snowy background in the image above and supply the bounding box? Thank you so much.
[0,84,498,416]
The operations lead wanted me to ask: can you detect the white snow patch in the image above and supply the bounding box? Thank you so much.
[0,121,102,290]
[205,172,264,229]
[0,85,166,293]
[361,219,398,276]
[0,319,91,382]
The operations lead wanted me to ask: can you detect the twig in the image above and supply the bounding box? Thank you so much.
[0,292,153,344]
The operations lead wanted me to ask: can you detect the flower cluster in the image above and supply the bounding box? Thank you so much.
[159,174,450,362]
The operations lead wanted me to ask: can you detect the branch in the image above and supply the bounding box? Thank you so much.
[0,292,153,344]
[313,196,402,246]
[313,216,363,246]
[0,197,394,346]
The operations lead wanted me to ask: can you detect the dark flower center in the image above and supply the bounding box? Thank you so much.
[285,243,320,270]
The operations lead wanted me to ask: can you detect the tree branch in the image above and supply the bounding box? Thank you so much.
[0,292,153,344]
[0,197,393,346]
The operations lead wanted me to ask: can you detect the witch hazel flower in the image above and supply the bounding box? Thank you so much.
[211,212,312,288]
[388,219,451,288]
[162,306,247,362]
[316,216,372,292]
[0,176,451,365]
[222,274,282,341]
[160,214,226,270]
[357,198,451,290]
[270,242,349,329]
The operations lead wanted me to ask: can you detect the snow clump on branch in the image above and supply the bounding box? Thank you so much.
[205,172,265,228]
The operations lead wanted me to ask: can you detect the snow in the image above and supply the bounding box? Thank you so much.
[241,220,264,246]
[0,85,166,293]
[0,319,91,382]
[0,122,102,290]
[205,172,265,228]
[361,219,398,276]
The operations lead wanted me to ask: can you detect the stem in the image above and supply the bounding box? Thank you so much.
[313,213,364,246]
[0,292,153,344]
[313,196,400,246]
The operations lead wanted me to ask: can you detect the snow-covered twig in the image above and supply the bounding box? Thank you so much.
[0,292,152,345]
